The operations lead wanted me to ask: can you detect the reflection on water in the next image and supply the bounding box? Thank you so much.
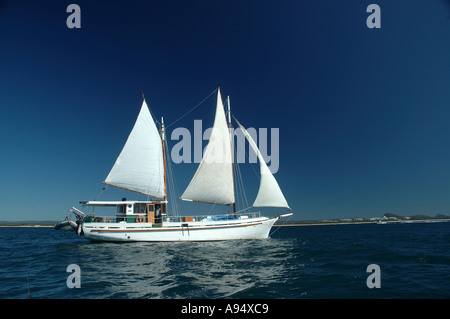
[76,238,300,299]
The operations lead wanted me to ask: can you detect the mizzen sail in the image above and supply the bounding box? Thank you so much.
[180,89,235,205]
[104,99,165,198]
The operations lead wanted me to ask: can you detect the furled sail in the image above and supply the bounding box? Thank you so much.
[103,99,165,199]
[234,118,290,209]
[180,89,235,205]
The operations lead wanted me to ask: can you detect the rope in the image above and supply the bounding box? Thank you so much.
[94,186,107,201]
[269,214,294,237]
[166,87,218,129]
[141,93,160,127]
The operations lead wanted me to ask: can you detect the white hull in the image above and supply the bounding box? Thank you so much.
[81,217,278,242]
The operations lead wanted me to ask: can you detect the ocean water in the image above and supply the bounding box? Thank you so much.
[0,222,449,299]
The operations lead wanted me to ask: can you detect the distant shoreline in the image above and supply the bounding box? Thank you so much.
[276,218,450,227]
[0,223,56,228]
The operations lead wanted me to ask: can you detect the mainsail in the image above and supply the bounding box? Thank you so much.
[180,89,235,205]
[234,118,290,209]
[104,99,166,199]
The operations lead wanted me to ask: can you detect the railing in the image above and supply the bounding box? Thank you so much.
[83,216,117,223]
[83,214,155,223]
[82,211,261,224]
[163,211,261,223]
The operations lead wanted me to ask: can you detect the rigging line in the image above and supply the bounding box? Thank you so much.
[166,144,180,216]
[233,141,249,211]
[235,206,252,214]
[166,87,218,129]
[233,116,261,182]
[169,169,180,217]
[94,185,107,201]
[149,109,160,127]
[237,161,249,210]
[165,139,180,217]
[207,202,217,215]
[270,215,293,237]
[141,92,160,125]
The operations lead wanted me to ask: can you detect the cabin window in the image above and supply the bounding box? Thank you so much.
[134,203,147,213]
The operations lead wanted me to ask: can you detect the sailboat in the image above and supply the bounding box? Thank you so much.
[56,88,292,241]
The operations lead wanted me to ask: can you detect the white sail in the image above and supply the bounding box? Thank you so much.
[180,89,235,205]
[104,100,165,199]
[235,119,290,209]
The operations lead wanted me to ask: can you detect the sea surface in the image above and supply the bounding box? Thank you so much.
[1,222,449,299]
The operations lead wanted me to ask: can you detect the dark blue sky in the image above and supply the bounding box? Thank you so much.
[1,0,449,221]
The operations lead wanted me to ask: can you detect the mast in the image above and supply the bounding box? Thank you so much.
[227,95,237,214]
[161,117,168,201]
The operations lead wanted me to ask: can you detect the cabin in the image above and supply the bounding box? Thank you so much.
[80,199,167,225]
